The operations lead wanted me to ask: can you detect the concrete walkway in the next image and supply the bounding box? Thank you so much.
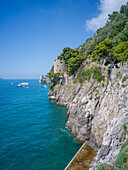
[65,142,97,170]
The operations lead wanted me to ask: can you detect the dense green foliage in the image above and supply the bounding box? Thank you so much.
[48,72,64,78]
[67,55,85,75]
[58,47,79,64]
[108,11,118,22]
[48,3,128,79]
[74,66,105,83]
[57,47,86,75]
[92,40,128,64]
[80,3,128,57]
[92,39,114,63]
[113,41,128,64]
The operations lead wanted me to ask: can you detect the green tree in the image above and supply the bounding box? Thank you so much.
[50,65,54,72]
[67,55,86,75]
[57,55,63,59]
[48,71,54,77]
[47,65,54,77]
[79,3,128,57]
[113,41,128,64]
[61,47,79,64]
[113,31,128,45]
[56,47,85,75]
[92,39,115,64]
[108,11,118,22]
[120,3,128,16]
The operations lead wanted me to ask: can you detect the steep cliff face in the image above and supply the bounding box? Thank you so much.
[48,65,128,167]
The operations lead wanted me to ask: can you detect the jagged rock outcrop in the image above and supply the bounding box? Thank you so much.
[90,112,128,169]
[48,65,128,167]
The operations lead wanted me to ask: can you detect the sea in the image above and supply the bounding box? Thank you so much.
[0,79,81,170]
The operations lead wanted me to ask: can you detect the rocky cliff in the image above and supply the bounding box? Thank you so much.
[48,65,128,168]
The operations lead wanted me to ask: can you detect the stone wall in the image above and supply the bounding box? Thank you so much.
[54,59,66,73]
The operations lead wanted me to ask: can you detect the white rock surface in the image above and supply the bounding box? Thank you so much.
[48,66,128,167]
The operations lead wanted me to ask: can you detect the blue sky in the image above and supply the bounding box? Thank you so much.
[0,0,127,79]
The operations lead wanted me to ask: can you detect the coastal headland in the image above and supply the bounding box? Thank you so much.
[47,3,128,169]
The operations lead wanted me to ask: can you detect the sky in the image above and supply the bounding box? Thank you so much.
[0,0,127,79]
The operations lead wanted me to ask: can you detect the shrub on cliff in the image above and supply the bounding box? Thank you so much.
[97,147,128,170]
[75,66,104,83]
[47,72,64,90]
[92,67,105,82]
[75,67,92,83]
[48,72,64,78]
[48,84,53,90]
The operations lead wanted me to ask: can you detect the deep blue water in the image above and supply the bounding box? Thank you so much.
[0,79,81,170]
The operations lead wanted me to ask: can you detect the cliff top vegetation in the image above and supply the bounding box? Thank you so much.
[48,3,128,79]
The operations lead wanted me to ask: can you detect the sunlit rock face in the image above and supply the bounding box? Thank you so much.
[48,65,128,167]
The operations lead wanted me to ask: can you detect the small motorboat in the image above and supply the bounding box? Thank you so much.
[43,85,47,88]
[17,84,22,87]
[17,82,29,87]
[21,82,29,85]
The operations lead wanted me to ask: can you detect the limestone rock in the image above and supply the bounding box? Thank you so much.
[48,66,128,168]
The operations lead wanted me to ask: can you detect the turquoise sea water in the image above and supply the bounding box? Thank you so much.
[0,79,81,170]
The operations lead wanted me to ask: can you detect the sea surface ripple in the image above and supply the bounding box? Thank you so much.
[0,79,81,170]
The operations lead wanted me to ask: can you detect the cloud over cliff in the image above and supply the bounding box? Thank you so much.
[86,0,128,31]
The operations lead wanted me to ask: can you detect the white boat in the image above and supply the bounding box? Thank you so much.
[43,85,47,88]
[11,83,13,84]
[17,82,29,87]
[21,82,29,85]
[17,84,22,87]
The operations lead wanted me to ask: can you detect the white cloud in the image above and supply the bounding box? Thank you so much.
[86,0,128,32]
